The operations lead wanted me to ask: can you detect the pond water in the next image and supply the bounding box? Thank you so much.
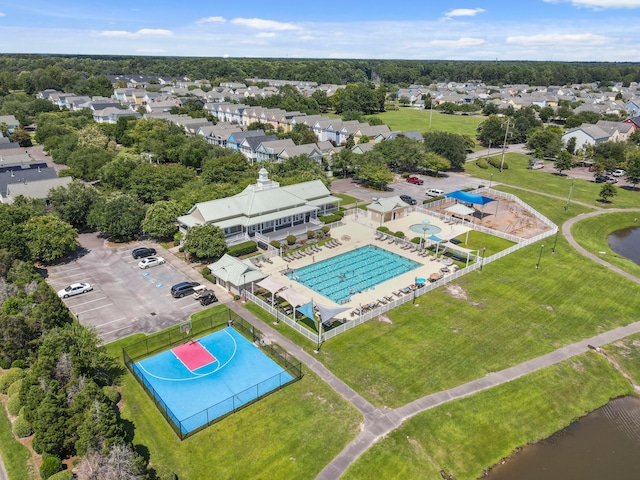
[486,396,640,480]
[607,226,640,265]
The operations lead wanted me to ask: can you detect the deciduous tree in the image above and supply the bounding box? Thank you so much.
[22,215,79,263]
[182,224,227,262]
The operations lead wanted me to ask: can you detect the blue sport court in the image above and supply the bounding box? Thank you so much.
[290,245,421,304]
[131,327,295,435]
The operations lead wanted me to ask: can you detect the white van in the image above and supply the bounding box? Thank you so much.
[529,159,544,170]
[426,188,445,197]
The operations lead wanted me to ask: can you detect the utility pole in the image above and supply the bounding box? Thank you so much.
[499,118,510,172]
[565,178,576,211]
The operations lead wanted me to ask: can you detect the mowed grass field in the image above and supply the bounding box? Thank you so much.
[342,353,632,480]
[105,309,362,480]
[470,153,640,209]
[375,109,484,139]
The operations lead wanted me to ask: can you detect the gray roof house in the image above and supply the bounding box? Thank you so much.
[5,176,72,204]
[177,168,340,245]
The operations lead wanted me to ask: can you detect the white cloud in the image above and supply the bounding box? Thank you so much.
[507,33,609,45]
[97,29,173,38]
[443,8,486,19]
[136,48,167,53]
[230,18,302,31]
[196,16,226,24]
[414,37,487,48]
[544,0,640,7]
[256,32,276,38]
[0,12,6,16]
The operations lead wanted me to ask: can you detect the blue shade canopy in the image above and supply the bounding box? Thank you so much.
[428,234,444,242]
[446,190,495,205]
[296,301,315,320]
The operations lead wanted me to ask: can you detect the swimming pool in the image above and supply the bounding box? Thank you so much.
[289,245,421,304]
[409,223,442,235]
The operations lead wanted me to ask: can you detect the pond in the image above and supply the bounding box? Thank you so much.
[486,396,640,480]
[607,226,640,265]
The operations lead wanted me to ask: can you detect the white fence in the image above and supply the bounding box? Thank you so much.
[243,188,558,345]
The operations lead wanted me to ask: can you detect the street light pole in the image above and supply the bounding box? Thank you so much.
[552,230,560,254]
[499,118,510,173]
[565,178,576,212]
[536,244,545,270]
[489,173,493,189]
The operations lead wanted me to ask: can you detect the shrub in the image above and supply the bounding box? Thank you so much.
[7,393,22,416]
[40,456,63,479]
[153,465,178,480]
[47,471,73,480]
[0,367,24,394]
[233,294,241,301]
[11,359,26,369]
[476,158,489,169]
[306,230,315,239]
[12,416,32,438]
[410,237,421,244]
[401,172,410,178]
[487,156,508,169]
[394,231,405,238]
[270,240,280,249]
[286,235,297,245]
[7,378,22,397]
[377,226,391,233]
[102,385,120,405]
[201,267,216,284]
[321,226,330,234]
[173,231,183,244]
[227,241,258,257]
[314,229,326,239]
[318,213,342,224]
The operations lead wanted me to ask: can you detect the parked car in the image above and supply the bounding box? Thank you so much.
[131,247,157,259]
[400,194,417,205]
[138,256,165,269]
[613,169,626,177]
[594,175,617,184]
[57,282,93,298]
[426,188,445,197]
[406,176,424,185]
[171,281,201,298]
[529,160,544,170]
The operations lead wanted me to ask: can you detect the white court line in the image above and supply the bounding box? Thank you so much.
[75,303,114,315]
[65,296,108,307]
[94,317,127,328]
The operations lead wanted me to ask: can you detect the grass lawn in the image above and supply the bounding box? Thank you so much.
[570,211,640,279]
[342,352,632,480]
[105,310,362,480]
[306,192,640,407]
[375,109,484,140]
[451,230,516,257]
[0,403,33,480]
[333,193,363,207]
[470,154,640,209]
[605,333,640,385]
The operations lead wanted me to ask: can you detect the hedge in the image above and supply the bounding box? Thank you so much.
[12,416,32,438]
[476,158,489,169]
[377,226,391,233]
[201,267,216,284]
[0,368,24,394]
[318,213,342,224]
[7,378,22,397]
[40,456,63,480]
[488,156,508,169]
[394,231,405,238]
[227,241,258,257]
[7,394,22,416]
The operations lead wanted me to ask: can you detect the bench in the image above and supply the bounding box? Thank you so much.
[451,253,465,262]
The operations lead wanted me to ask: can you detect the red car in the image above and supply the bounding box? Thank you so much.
[406,176,424,185]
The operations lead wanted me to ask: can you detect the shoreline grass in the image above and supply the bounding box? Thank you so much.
[342,352,632,480]
[570,211,640,278]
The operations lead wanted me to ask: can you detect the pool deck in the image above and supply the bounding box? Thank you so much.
[256,212,474,316]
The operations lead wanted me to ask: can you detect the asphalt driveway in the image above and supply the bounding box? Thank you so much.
[44,233,217,343]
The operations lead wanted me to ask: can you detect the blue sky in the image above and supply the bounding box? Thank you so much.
[1,1,640,61]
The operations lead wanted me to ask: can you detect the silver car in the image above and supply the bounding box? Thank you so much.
[58,282,93,298]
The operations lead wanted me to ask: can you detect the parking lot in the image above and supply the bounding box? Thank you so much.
[44,233,220,343]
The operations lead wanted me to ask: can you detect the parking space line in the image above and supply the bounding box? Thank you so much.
[75,303,114,315]
[94,317,127,328]
[52,273,91,283]
[50,266,84,274]
[99,323,135,337]
[64,296,109,307]
[181,302,200,310]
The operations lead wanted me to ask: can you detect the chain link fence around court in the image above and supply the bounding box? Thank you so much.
[123,307,303,439]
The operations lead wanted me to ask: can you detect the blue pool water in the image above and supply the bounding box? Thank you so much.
[290,245,421,304]
[409,223,442,235]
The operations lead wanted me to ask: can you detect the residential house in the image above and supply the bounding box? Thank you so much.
[0,115,20,134]
[277,144,323,163]
[255,139,296,162]
[562,124,610,150]
[4,176,72,204]
[239,134,278,164]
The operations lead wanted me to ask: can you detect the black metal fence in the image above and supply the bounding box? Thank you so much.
[123,308,303,439]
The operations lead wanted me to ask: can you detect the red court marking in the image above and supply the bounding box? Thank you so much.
[172,341,217,371]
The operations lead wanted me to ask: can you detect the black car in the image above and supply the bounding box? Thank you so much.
[400,194,417,205]
[131,247,157,259]
[171,281,201,298]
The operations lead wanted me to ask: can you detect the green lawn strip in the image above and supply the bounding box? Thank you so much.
[375,109,484,140]
[494,185,594,226]
[106,316,361,479]
[451,230,516,256]
[244,302,319,347]
[604,333,640,385]
[333,193,362,207]
[570,211,640,279]
[314,224,640,407]
[0,403,32,480]
[470,154,640,209]
[343,352,632,480]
